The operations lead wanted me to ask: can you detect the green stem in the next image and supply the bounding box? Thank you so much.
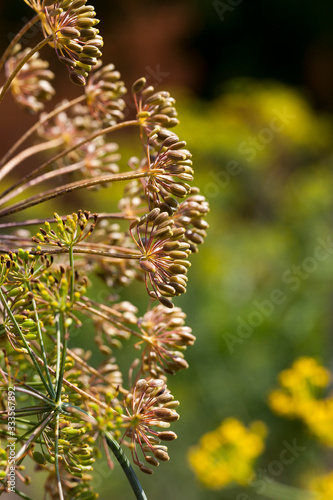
[18,416,52,444]
[55,313,67,404]
[69,246,75,304]
[55,412,64,500]
[28,283,55,398]
[61,405,148,500]
[0,170,148,218]
[104,432,148,500]
[0,35,53,105]
[14,489,36,500]
[15,410,54,461]
[0,14,40,72]
[0,288,54,398]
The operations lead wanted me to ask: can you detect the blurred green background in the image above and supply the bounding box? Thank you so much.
[2,1,333,499]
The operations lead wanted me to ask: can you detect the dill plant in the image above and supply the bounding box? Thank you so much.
[0,1,209,499]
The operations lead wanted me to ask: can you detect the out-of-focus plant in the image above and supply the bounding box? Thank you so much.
[188,418,267,490]
[188,357,333,499]
[269,357,333,446]
[0,2,209,499]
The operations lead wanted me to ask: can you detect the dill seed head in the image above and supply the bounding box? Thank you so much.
[5,44,55,113]
[136,304,195,376]
[24,1,103,85]
[132,77,179,135]
[173,190,210,253]
[130,209,191,307]
[121,378,179,473]
[86,62,127,124]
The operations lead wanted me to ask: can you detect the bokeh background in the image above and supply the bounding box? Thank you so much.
[2,1,333,499]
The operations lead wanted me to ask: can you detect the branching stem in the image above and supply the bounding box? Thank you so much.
[0,35,53,105]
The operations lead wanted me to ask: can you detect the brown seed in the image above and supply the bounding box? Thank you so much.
[158,431,177,441]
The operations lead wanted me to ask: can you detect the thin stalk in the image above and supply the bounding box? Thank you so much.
[28,283,55,398]
[0,160,83,207]
[55,412,64,500]
[0,95,86,173]
[1,373,54,405]
[62,405,148,500]
[79,301,142,340]
[55,312,67,404]
[104,432,148,500]
[0,288,54,398]
[18,416,52,443]
[0,119,139,200]
[69,246,75,303]
[0,170,148,218]
[0,212,135,229]
[7,408,51,418]
[13,489,35,500]
[0,35,53,105]
[15,410,54,461]
[20,348,117,413]
[54,314,62,403]
[0,137,63,184]
[0,14,40,72]
[36,246,140,260]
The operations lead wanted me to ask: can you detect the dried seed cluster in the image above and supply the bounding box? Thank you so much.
[122,378,179,474]
[24,0,103,85]
[86,62,127,124]
[131,208,191,308]
[5,44,55,113]
[0,3,209,497]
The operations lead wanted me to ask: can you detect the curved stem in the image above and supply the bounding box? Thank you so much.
[55,313,67,404]
[0,137,63,185]
[13,489,35,500]
[79,301,142,340]
[0,287,54,398]
[36,247,141,260]
[69,246,75,307]
[0,212,136,229]
[15,410,54,461]
[55,412,64,500]
[0,159,82,207]
[0,14,40,72]
[0,94,86,174]
[0,170,148,218]
[28,283,55,398]
[0,35,53,105]
[104,432,148,500]
[0,119,139,200]
[61,404,148,500]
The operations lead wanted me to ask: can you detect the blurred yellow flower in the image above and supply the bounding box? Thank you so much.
[187,418,267,490]
[269,357,333,446]
[309,471,333,500]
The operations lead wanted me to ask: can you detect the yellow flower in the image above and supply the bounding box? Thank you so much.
[269,357,333,447]
[188,418,267,490]
[309,471,333,500]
